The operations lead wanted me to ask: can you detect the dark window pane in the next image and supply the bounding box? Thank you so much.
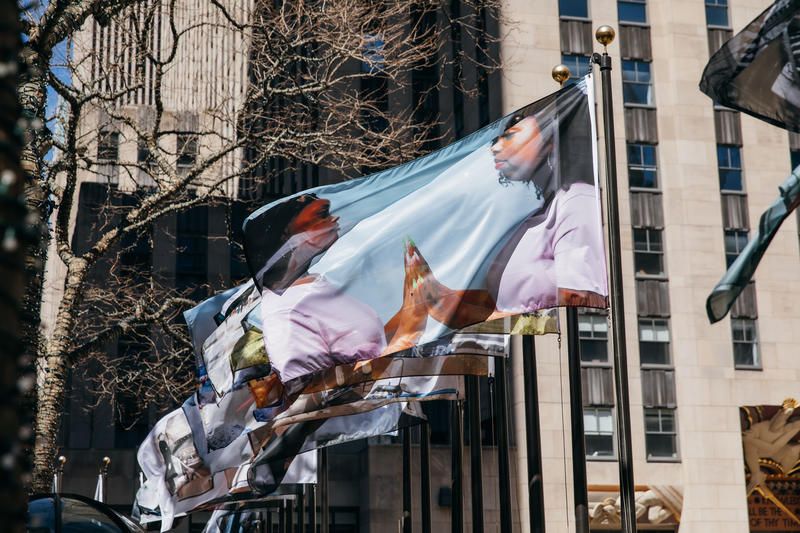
[791,149,800,169]
[719,170,743,191]
[706,5,729,27]
[645,433,677,458]
[559,0,588,18]
[97,131,119,162]
[634,252,664,276]
[580,339,608,363]
[585,434,614,457]
[639,341,670,365]
[618,1,646,24]
[733,343,758,367]
[629,168,657,188]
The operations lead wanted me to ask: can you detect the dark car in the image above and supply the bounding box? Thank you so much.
[28,493,146,533]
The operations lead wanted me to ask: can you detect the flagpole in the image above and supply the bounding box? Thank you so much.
[320,447,330,533]
[402,426,412,533]
[466,375,484,533]
[492,357,512,533]
[297,485,305,533]
[566,307,590,533]
[307,483,317,533]
[451,400,464,533]
[591,25,638,533]
[522,336,546,533]
[420,421,432,533]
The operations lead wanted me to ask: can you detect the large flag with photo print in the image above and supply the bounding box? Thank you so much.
[242,76,606,387]
[700,0,800,131]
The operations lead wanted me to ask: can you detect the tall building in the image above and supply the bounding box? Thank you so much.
[46,0,800,532]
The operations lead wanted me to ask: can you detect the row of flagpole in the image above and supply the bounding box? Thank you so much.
[383,24,638,533]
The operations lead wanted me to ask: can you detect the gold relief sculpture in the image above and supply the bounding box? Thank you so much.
[741,399,800,531]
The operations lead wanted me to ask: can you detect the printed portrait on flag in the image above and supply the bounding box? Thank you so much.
[242,76,606,384]
[701,0,800,131]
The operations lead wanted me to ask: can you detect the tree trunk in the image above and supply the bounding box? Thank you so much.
[0,0,35,528]
[31,259,88,492]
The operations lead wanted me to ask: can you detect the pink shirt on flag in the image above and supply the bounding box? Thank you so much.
[491,182,607,313]
[261,278,387,383]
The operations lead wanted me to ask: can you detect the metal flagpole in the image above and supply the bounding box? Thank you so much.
[420,422,432,533]
[493,357,512,533]
[466,376,484,533]
[308,483,317,533]
[450,400,464,533]
[402,426,412,533]
[591,25,638,533]
[522,336,546,533]
[566,307,590,533]
[320,447,330,533]
[297,485,305,533]
[551,64,590,533]
[287,496,294,533]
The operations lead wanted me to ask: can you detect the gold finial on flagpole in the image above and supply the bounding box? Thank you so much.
[552,64,571,86]
[57,455,66,469]
[101,456,111,474]
[596,25,616,50]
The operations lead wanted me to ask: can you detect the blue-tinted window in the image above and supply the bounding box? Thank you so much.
[627,143,658,188]
[724,229,748,268]
[622,60,653,105]
[561,54,592,85]
[559,0,588,18]
[618,0,647,24]
[717,144,743,191]
[791,149,800,170]
[706,0,729,27]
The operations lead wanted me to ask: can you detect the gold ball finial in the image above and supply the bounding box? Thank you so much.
[552,64,571,86]
[596,25,616,47]
[102,456,111,468]
[57,455,67,468]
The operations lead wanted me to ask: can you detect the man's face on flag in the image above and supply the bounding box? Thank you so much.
[491,115,548,183]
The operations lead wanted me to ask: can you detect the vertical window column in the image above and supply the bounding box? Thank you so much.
[618,0,680,461]
[578,309,615,459]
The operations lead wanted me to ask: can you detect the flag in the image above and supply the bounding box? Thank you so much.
[700,0,800,131]
[242,76,606,385]
[707,166,800,322]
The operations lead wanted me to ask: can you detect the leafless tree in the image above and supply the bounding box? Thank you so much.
[21,0,503,492]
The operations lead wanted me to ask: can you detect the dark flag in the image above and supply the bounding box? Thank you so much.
[707,167,800,322]
[700,0,800,131]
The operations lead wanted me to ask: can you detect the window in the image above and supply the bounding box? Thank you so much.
[633,228,664,277]
[724,229,748,268]
[618,0,646,24]
[561,54,592,85]
[644,408,678,459]
[705,0,729,28]
[622,60,653,106]
[97,130,119,162]
[791,148,800,170]
[578,312,608,363]
[732,318,760,368]
[137,138,158,169]
[717,145,743,191]
[559,0,588,18]
[177,134,197,168]
[638,318,670,366]
[627,143,658,188]
[584,407,615,458]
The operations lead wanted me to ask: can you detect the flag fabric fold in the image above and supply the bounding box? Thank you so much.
[707,166,800,322]
[700,0,800,131]
[243,76,606,385]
